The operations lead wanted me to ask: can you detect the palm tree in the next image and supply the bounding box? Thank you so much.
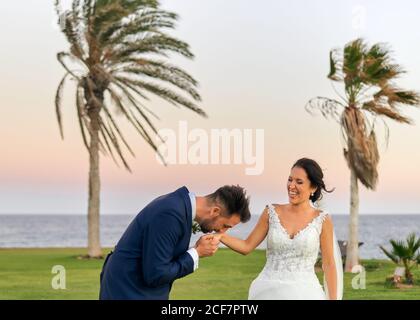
[380,233,420,284]
[54,0,205,258]
[306,39,420,271]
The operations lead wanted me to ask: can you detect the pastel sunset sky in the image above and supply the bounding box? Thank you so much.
[1,0,419,215]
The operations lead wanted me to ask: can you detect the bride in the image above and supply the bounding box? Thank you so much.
[214,158,343,300]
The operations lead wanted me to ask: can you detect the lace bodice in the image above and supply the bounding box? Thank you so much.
[259,204,329,280]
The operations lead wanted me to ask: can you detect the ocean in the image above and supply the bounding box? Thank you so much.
[0,214,419,259]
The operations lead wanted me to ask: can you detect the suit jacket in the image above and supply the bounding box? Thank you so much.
[99,186,194,300]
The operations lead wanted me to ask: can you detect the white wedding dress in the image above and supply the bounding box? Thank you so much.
[248,204,343,300]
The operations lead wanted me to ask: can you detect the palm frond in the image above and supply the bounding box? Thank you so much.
[82,0,95,21]
[343,38,366,92]
[102,117,132,172]
[92,2,128,37]
[57,52,83,80]
[374,85,420,106]
[328,49,342,81]
[109,79,166,146]
[380,245,400,264]
[116,76,206,116]
[61,10,86,61]
[390,89,420,107]
[407,233,420,253]
[362,101,412,124]
[99,122,118,163]
[390,239,409,259]
[115,65,201,100]
[111,33,194,63]
[305,97,344,122]
[76,83,90,150]
[100,9,177,47]
[55,73,71,139]
[101,103,135,157]
[106,84,166,164]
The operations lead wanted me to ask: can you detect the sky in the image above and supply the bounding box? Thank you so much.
[1,0,420,215]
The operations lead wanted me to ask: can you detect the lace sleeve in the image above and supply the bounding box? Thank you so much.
[315,211,329,234]
[266,204,277,225]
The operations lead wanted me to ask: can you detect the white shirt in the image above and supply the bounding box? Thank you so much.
[187,192,199,271]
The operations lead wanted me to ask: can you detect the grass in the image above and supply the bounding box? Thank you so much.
[0,248,419,300]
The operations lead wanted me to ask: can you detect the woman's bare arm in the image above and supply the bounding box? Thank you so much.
[214,207,269,255]
[320,215,338,300]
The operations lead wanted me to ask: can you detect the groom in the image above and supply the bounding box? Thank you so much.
[99,185,251,300]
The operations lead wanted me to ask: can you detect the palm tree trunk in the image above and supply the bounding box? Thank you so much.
[345,168,360,272]
[403,261,413,284]
[87,103,102,258]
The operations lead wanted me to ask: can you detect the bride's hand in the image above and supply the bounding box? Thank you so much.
[210,233,224,244]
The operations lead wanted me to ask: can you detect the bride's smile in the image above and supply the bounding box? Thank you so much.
[287,166,316,205]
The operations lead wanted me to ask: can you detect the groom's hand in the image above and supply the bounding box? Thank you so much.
[195,234,220,258]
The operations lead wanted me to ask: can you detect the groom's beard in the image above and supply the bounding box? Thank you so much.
[199,217,218,234]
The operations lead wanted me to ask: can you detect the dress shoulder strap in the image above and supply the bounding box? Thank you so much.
[314,210,330,233]
[318,210,329,221]
[265,204,277,224]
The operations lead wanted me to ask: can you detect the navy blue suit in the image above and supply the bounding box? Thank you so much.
[99,186,194,300]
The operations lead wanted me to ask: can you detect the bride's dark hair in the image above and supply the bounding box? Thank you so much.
[292,158,334,203]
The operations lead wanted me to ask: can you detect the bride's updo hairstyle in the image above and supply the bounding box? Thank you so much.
[292,158,334,203]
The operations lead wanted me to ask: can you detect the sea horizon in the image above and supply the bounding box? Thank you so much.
[1,213,419,259]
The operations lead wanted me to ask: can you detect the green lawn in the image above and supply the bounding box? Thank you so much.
[0,248,419,300]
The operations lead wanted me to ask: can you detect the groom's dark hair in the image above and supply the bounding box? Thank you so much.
[206,185,251,223]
